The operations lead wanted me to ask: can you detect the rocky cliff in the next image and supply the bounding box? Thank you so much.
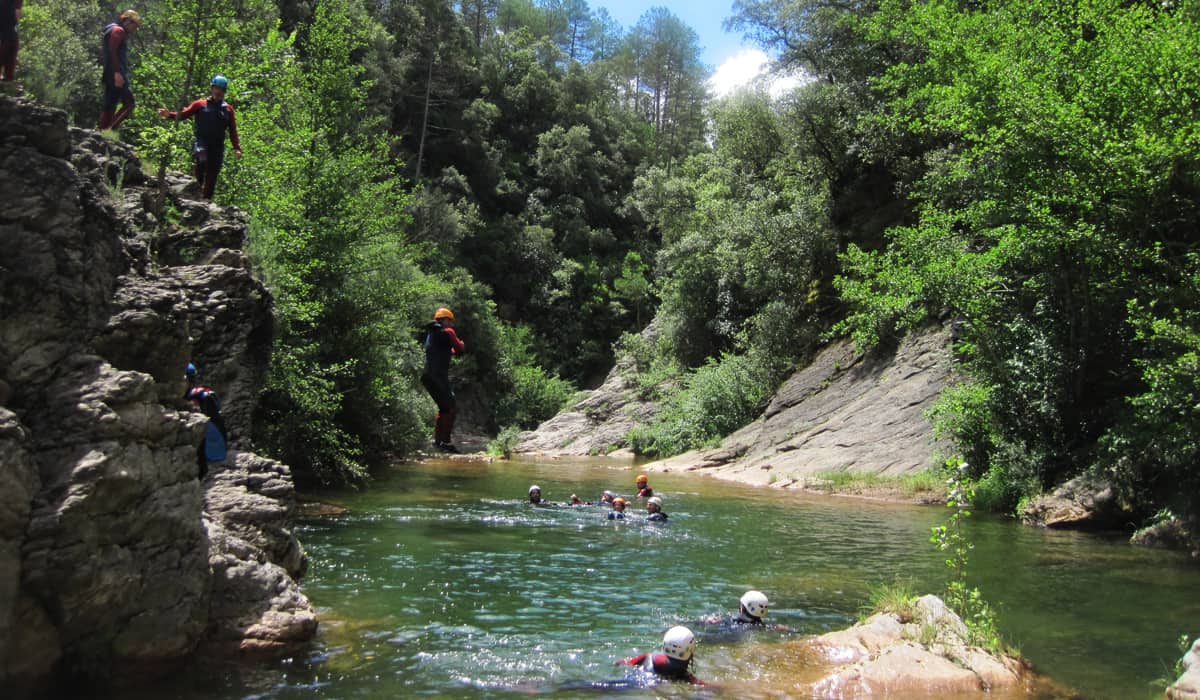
[0,97,315,690]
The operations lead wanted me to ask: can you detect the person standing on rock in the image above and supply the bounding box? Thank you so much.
[421,307,465,452]
[185,362,228,477]
[98,8,141,130]
[0,0,22,85]
[157,74,242,200]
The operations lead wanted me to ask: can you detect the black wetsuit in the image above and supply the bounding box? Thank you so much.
[695,611,767,642]
[421,320,464,445]
[647,512,668,522]
[99,22,134,128]
[607,511,626,520]
[185,383,227,477]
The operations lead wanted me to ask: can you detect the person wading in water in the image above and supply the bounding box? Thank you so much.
[421,307,465,452]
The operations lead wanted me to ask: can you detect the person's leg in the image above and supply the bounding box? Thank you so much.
[0,34,17,81]
[202,145,224,199]
[109,85,135,128]
[98,81,118,129]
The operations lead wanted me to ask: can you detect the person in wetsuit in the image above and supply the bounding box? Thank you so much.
[646,496,667,522]
[158,74,242,200]
[697,590,790,642]
[635,473,653,498]
[184,362,227,477]
[421,307,465,452]
[0,0,22,85]
[607,496,627,520]
[617,626,704,685]
[99,9,141,130]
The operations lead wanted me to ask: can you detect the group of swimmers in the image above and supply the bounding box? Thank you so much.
[526,473,668,521]
[521,472,787,686]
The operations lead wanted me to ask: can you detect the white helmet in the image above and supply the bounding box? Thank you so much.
[740,590,769,619]
[662,625,694,661]
[647,496,663,509]
[529,485,541,494]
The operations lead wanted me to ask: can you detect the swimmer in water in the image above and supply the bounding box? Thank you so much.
[634,473,653,498]
[616,626,704,685]
[697,590,791,641]
[646,496,667,522]
[607,496,627,520]
[599,490,616,505]
[528,484,551,505]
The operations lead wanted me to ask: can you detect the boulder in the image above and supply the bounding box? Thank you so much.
[1169,638,1200,700]
[1021,474,1124,530]
[806,595,1025,697]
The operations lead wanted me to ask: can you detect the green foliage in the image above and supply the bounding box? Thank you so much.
[491,324,576,430]
[628,350,774,457]
[861,578,918,623]
[931,461,1006,654]
[17,1,102,122]
[830,0,1200,522]
[486,426,523,459]
[812,469,944,499]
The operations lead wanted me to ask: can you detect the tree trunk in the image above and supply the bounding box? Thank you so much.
[415,46,436,180]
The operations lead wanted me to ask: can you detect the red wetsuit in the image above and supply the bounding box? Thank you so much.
[618,653,703,685]
[164,98,241,199]
[0,0,21,81]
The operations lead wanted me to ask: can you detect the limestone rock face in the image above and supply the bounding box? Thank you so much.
[516,322,662,456]
[1021,474,1124,530]
[0,96,313,685]
[807,595,1026,697]
[638,328,953,487]
[1169,638,1200,700]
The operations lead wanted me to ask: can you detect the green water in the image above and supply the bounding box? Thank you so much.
[130,458,1197,698]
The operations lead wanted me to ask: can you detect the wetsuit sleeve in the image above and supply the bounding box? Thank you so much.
[168,99,205,121]
[107,25,125,71]
[444,328,465,355]
[227,103,241,150]
[617,653,648,666]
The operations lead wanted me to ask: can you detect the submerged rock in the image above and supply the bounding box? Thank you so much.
[1169,638,1200,700]
[0,96,314,687]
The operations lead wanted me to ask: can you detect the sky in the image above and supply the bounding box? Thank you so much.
[592,0,803,97]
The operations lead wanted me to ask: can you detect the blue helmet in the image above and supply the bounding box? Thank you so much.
[211,74,229,89]
[185,362,197,378]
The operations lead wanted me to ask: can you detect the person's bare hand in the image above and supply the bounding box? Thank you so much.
[114,73,125,88]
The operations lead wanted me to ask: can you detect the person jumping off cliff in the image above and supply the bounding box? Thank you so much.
[185,362,228,477]
[421,307,465,452]
[98,9,141,130]
[0,0,23,85]
[157,74,242,200]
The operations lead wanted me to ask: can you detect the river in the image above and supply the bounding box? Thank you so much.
[120,457,1197,699]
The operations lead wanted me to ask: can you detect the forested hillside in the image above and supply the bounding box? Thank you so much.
[18,0,1200,531]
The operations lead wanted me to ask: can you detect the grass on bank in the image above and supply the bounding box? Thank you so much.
[809,468,945,501]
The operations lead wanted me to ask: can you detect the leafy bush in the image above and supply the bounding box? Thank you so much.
[628,351,774,457]
[487,426,523,459]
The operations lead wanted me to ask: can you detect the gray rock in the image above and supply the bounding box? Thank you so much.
[516,322,663,456]
[1021,474,1123,529]
[1169,638,1200,700]
[639,328,953,487]
[0,96,314,684]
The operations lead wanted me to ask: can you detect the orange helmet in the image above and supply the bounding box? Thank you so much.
[120,9,143,27]
[636,474,648,485]
[433,307,454,322]
[613,497,627,509]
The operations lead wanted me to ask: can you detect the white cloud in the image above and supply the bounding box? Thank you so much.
[707,48,809,99]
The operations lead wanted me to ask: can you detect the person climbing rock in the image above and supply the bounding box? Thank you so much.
[616,626,704,685]
[607,496,627,520]
[696,590,790,641]
[98,9,141,130]
[421,307,465,452]
[646,496,667,522]
[184,362,227,477]
[635,473,653,498]
[0,0,22,85]
[157,74,242,200]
